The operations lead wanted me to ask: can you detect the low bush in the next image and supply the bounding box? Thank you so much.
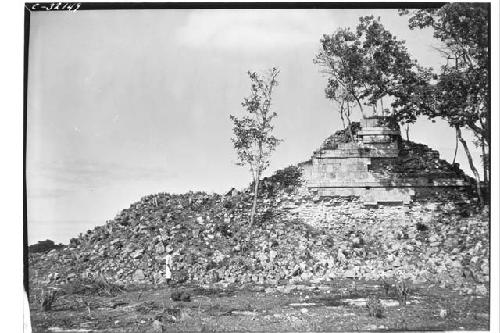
[395,280,410,306]
[366,295,384,318]
[171,290,191,302]
[29,239,65,253]
[258,165,303,197]
[41,288,58,311]
[416,222,429,232]
[63,275,124,297]
[256,209,274,226]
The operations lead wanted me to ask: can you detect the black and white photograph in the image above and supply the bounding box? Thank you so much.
[22,2,498,332]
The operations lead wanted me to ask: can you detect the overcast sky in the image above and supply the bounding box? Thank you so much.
[27,8,483,244]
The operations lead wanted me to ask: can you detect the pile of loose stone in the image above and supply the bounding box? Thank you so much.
[371,140,471,180]
[29,133,488,294]
[30,180,488,294]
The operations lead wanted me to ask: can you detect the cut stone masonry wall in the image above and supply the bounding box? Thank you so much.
[301,116,472,205]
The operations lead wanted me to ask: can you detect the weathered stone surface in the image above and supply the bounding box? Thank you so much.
[301,117,471,205]
[155,243,165,254]
[28,129,487,293]
[152,319,163,332]
[133,269,145,281]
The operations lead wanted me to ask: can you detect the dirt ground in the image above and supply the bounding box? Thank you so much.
[28,279,489,332]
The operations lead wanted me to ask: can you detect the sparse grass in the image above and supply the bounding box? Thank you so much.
[62,275,124,297]
[28,279,489,332]
[366,295,384,318]
[395,280,411,306]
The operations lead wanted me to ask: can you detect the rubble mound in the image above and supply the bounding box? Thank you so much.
[30,187,488,291]
[372,141,470,179]
[29,136,488,291]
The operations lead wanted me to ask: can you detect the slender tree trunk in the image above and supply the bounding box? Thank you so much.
[481,139,489,184]
[346,124,353,142]
[250,173,260,226]
[405,124,410,142]
[250,142,263,226]
[346,104,353,141]
[346,102,352,123]
[455,126,483,206]
[452,129,459,164]
[354,97,365,118]
[339,101,346,129]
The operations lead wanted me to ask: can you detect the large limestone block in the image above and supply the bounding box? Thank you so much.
[361,188,415,205]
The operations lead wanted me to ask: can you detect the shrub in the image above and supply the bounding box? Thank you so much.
[321,122,362,147]
[258,165,303,197]
[366,295,384,318]
[257,209,274,226]
[63,275,124,297]
[223,199,236,210]
[381,279,391,296]
[29,239,65,253]
[395,280,410,306]
[171,290,191,302]
[135,301,162,314]
[271,166,303,189]
[41,288,57,311]
[415,222,429,232]
[69,238,81,248]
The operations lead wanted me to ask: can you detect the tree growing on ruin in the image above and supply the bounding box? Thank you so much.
[400,3,490,202]
[314,27,367,126]
[315,16,431,139]
[230,68,281,226]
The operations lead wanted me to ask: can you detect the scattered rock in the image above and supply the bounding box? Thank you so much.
[152,319,163,332]
[133,269,145,281]
[28,162,488,289]
[476,284,488,296]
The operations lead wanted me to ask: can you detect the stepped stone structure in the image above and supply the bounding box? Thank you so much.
[29,116,487,289]
[300,116,470,205]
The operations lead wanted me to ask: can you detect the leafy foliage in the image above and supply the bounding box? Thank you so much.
[41,288,58,311]
[230,68,281,174]
[170,290,192,302]
[29,239,65,253]
[230,68,281,225]
[259,165,303,197]
[321,122,362,148]
[415,222,429,232]
[395,280,411,306]
[356,16,419,108]
[63,275,124,297]
[400,3,490,198]
[269,166,302,189]
[315,16,431,125]
[315,27,366,121]
[399,4,490,144]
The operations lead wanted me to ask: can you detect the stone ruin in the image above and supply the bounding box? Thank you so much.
[29,115,488,288]
[300,116,472,205]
